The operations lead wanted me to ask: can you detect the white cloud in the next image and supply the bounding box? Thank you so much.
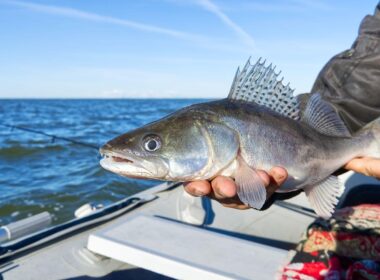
[101,89,126,98]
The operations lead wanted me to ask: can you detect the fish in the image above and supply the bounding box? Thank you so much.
[99,58,380,218]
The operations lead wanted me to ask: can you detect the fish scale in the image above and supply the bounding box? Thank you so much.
[100,58,380,219]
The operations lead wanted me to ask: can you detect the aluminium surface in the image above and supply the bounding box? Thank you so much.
[88,214,288,280]
[0,182,320,279]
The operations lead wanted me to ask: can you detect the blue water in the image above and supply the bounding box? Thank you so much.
[0,99,205,225]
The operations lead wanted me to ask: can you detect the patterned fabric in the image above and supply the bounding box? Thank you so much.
[279,204,380,280]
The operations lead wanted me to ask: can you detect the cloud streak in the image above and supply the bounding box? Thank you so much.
[2,0,256,53]
[2,0,202,40]
[194,0,255,48]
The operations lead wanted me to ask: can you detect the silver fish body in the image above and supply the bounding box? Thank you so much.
[206,99,367,191]
[100,59,380,218]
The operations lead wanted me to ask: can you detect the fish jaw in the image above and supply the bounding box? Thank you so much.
[99,149,169,179]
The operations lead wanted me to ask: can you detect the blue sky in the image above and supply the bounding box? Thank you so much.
[0,0,378,98]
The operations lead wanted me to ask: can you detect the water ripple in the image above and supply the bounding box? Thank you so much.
[0,99,205,225]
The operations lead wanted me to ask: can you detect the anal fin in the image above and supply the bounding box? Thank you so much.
[304,176,345,219]
[234,157,267,209]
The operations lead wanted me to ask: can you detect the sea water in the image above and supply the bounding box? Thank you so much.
[0,99,204,225]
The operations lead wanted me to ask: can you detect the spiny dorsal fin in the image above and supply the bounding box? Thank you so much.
[228,57,300,120]
[302,93,351,137]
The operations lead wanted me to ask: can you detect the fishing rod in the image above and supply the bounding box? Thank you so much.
[0,123,100,150]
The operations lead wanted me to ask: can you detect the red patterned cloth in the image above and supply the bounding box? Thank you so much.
[279,204,380,280]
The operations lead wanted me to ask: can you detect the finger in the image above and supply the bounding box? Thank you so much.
[268,166,288,186]
[185,177,247,208]
[209,177,250,208]
[207,190,250,209]
[257,167,287,195]
[345,157,380,178]
[184,180,212,196]
[256,170,271,186]
[220,201,251,210]
[211,176,237,199]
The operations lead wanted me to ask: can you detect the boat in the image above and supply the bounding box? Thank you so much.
[0,171,378,279]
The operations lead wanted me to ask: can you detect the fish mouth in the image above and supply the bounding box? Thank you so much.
[100,150,136,165]
[99,149,152,178]
[99,148,168,179]
[112,156,133,163]
[104,154,134,164]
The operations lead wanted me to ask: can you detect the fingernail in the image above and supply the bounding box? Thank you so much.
[194,190,205,196]
[218,188,228,197]
[276,174,284,180]
[273,173,284,181]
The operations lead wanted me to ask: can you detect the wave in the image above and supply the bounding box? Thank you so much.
[0,99,194,225]
[0,145,64,158]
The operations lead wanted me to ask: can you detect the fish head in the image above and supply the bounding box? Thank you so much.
[99,113,213,181]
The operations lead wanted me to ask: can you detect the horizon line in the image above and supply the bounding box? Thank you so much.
[0,96,214,100]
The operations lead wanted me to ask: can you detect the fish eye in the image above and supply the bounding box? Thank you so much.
[143,135,161,152]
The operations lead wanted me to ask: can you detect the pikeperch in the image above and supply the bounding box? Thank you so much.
[100,58,380,218]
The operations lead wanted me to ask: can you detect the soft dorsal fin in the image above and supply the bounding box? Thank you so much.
[228,57,300,120]
[302,93,351,137]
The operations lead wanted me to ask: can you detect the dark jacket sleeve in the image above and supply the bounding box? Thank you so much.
[261,6,380,210]
[311,8,380,133]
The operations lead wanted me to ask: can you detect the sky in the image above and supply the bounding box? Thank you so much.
[0,0,378,98]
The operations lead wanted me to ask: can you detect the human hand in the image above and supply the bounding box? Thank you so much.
[184,167,288,210]
[345,157,380,179]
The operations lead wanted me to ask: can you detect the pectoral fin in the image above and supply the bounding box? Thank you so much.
[234,157,267,209]
[304,175,345,219]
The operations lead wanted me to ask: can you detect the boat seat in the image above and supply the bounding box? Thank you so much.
[87,214,287,280]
